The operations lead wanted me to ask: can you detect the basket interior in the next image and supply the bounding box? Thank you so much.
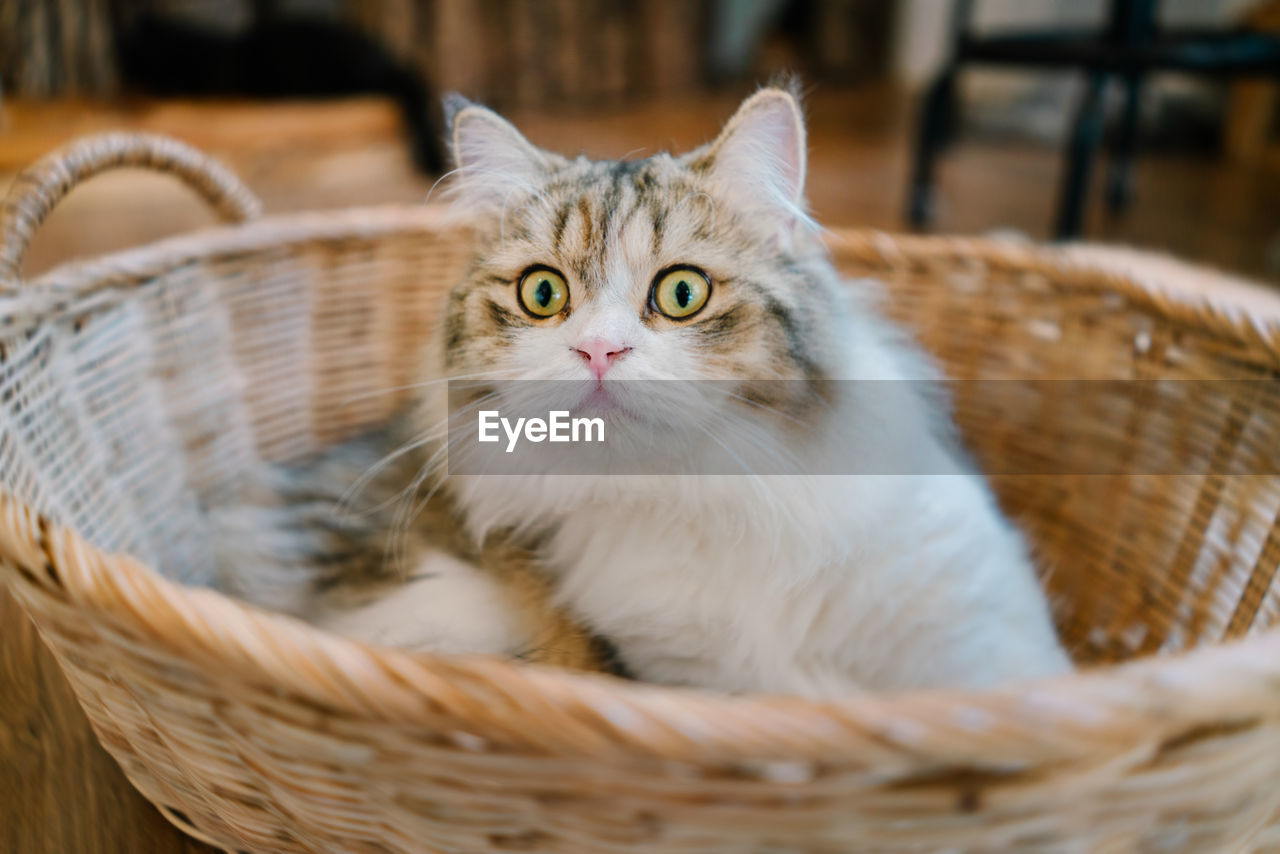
[2,214,1277,666]
[860,241,1280,663]
[1,215,466,586]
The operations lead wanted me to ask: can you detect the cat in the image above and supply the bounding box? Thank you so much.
[217,81,1071,695]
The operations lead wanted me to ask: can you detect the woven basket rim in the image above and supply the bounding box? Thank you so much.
[6,204,1279,362]
[825,231,1280,362]
[1,205,458,332]
[4,491,1280,769]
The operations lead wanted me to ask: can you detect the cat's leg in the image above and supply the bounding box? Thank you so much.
[312,547,538,655]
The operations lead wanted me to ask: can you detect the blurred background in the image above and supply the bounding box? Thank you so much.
[1,0,1278,281]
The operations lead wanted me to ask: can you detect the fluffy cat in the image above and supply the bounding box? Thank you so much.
[217,82,1070,695]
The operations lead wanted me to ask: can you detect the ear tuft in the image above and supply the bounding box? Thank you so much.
[762,71,805,106]
[442,92,475,136]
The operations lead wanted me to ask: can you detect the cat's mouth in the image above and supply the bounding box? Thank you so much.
[583,385,618,410]
[574,383,636,419]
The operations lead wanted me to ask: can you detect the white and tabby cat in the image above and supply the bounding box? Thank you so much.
[216,82,1070,695]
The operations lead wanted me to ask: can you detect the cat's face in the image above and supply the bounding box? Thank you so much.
[438,85,845,454]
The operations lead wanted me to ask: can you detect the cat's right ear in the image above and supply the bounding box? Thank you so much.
[443,94,559,217]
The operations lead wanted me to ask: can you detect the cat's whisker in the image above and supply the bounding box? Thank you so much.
[720,389,811,427]
[384,409,495,575]
[423,166,467,207]
[380,429,478,577]
[384,464,438,579]
[334,431,434,516]
[336,390,501,516]
[691,421,765,488]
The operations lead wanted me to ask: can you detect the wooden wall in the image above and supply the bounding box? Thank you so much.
[2,0,891,105]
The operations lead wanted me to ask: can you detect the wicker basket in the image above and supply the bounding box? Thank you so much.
[2,133,1279,854]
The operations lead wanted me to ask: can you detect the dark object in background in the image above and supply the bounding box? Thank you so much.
[116,14,447,174]
[908,0,1280,241]
[706,0,890,85]
[6,1,889,120]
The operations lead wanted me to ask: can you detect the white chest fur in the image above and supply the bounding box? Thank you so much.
[459,467,1069,696]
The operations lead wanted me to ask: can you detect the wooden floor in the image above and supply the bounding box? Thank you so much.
[3,86,1278,281]
[1,84,1278,852]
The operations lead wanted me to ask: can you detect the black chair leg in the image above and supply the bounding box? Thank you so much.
[1105,73,1142,213]
[908,68,958,228]
[1054,72,1110,240]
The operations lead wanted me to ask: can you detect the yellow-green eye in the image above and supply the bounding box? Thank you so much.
[518,267,569,317]
[651,267,711,319]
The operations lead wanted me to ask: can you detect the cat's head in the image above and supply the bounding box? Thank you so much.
[436,83,852,465]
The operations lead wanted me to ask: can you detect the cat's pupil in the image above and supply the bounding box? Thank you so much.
[675,280,691,307]
[536,278,553,307]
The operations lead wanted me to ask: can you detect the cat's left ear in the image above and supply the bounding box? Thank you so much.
[443,94,564,218]
[689,83,810,245]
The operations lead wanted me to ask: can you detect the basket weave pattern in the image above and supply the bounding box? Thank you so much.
[1,134,1279,853]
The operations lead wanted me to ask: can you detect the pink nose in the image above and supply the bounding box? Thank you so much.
[572,338,631,380]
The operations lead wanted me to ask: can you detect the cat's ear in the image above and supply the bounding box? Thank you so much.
[443,94,561,216]
[689,82,812,244]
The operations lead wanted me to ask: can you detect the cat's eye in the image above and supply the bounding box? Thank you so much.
[518,267,569,317]
[651,267,711,319]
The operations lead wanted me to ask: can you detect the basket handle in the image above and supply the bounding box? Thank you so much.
[0,132,263,284]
